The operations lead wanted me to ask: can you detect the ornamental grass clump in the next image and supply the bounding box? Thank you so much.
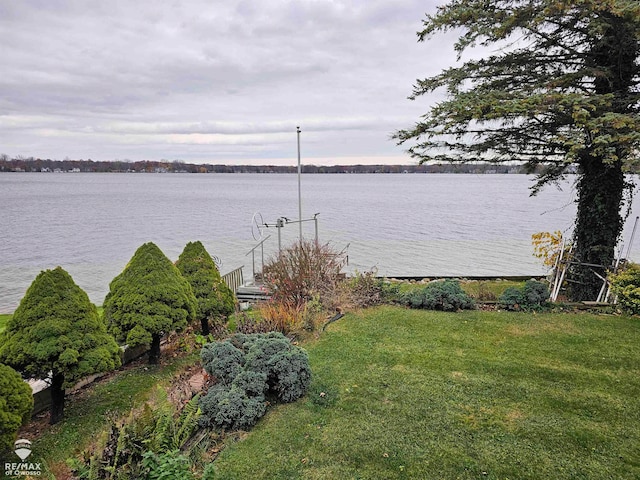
[401,280,475,311]
[254,300,305,334]
[347,270,401,307]
[199,332,311,431]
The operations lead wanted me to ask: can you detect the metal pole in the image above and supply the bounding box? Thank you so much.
[277,217,283,255]
[550,237,566,301]
[314,214,318,245]
[625,216,639,260]
[297,126,302,244]
[251,250,255,284]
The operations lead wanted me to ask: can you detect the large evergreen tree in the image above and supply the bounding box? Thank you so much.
[0,267,121,424]
[0,363,33,453]
[396,0,640,300]
[104,242,197,364]
[175,241,236,336]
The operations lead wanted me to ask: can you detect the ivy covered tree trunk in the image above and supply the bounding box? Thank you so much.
[149,334,161,365]
[571,157,625,300]
[571,15,635,301]
[50,372,65,425]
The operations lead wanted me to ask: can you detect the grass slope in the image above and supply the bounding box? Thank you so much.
[211,306,640,480]
[25,354,198,479]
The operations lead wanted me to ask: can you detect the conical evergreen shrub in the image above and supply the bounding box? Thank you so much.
[104,242,197,364]
[175,241,236,335]
[0,267,121,423]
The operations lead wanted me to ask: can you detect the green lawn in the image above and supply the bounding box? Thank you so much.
[210,306,640,479]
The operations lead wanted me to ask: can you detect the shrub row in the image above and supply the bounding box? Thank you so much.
[0,240,235,436]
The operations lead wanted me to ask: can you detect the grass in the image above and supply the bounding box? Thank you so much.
[22,353,199,479]
[209,306,640,479]
[394,279,524,301]
[460,279,524,301]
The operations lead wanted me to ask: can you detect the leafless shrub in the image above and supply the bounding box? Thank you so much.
[263,241,346,308]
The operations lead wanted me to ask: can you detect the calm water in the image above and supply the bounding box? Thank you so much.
[1,172,639,312]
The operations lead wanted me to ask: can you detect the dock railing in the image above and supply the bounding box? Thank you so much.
[245,235,272,284]
[222,266,244,293]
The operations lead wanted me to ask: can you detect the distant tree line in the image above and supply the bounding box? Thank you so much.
[0,154,553,174]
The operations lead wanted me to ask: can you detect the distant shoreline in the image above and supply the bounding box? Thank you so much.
[1,157,548,175]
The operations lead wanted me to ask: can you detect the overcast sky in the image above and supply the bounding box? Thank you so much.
[0,0,458,165]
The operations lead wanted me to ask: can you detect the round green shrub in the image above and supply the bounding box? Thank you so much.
[499,286,525,311]
[499,280,550,311]
[401,280,475,311]
[0,363,33,454]
[610,263,640,315]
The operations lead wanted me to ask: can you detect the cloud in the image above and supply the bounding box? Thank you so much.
[0,0,450,164]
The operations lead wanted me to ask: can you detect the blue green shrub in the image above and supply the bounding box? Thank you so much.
[268,346,312,403]
[523,279,550,305]
[402,280,475,311]
[498,287,525,310]
[199,384,266,431]
[199,332,311,431]
[232,370,268,397]
[499,280,550,311]
[201,341,244,385]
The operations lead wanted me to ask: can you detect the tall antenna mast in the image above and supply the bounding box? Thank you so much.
[297,126,302,244]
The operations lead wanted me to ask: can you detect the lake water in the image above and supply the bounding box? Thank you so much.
[1,172,639,313]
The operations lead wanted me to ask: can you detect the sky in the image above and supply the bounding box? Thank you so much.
[0,0,459,166]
